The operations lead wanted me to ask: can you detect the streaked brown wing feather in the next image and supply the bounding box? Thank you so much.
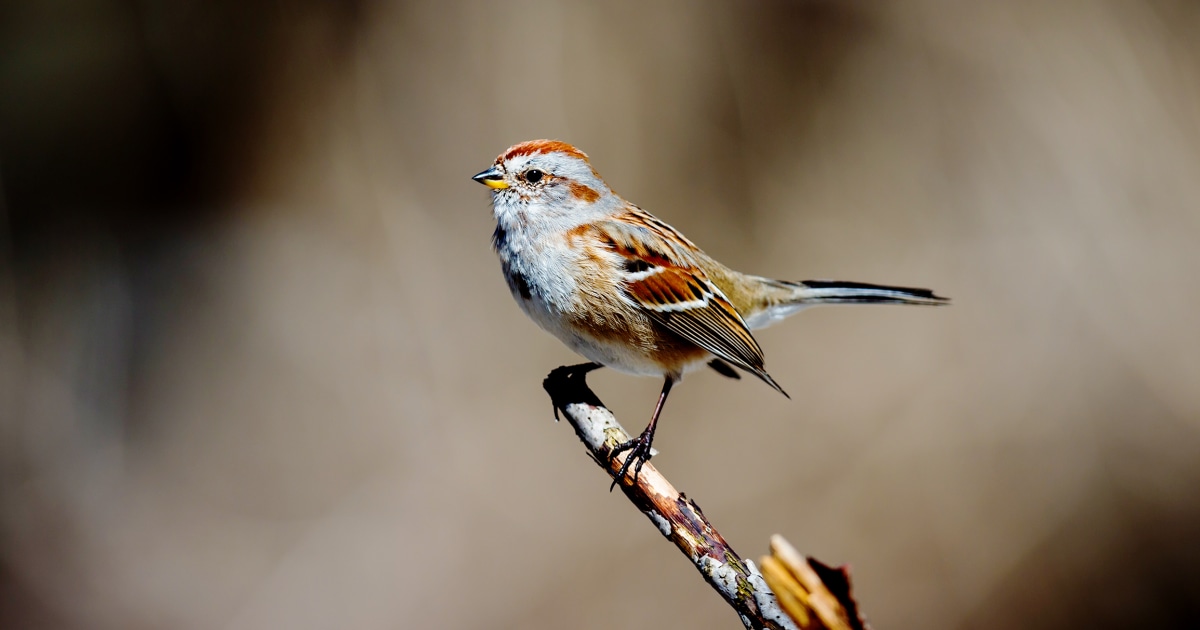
[593,208,785,394]
[624,265,763,369]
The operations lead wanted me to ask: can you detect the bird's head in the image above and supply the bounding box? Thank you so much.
[473,140,617,229]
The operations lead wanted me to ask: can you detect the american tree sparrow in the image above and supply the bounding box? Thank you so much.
[474,140,948,488]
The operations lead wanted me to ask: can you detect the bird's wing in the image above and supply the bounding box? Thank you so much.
[594,207,785,395]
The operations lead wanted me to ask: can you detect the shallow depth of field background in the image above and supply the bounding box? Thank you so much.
[3,1,1200,628]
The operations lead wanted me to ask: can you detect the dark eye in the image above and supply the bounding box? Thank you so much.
[525,169,544,184]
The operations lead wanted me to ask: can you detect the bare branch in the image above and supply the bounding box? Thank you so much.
[543,365,797,630]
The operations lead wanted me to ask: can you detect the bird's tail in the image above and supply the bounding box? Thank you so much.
[779,279,949,306]
[741,278,949,330]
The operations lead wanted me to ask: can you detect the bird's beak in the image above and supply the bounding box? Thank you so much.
[472,166,509,189]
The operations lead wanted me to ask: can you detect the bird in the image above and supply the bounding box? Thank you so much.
[473,139,948,489]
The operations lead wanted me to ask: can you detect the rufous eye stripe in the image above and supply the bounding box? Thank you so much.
[569,181,600,202]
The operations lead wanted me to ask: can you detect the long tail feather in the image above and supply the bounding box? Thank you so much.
[741,278,949,329]
[787,280,949,306]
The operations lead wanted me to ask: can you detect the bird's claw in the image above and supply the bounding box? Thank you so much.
[609,430,654,491]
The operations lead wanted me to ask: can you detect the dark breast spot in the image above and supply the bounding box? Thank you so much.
[508,270,533,300]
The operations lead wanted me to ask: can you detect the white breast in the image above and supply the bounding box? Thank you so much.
[495,223,677,376]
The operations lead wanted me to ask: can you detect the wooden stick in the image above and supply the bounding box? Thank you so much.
[543,364,797,630]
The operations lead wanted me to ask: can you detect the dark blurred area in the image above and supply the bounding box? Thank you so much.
[2,1,1199,628]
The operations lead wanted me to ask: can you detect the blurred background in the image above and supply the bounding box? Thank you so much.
[3,1,1200,628]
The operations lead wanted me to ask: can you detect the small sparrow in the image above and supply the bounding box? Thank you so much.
[474,140,948,488]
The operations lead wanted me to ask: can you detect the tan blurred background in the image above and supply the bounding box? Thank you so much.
[3,1,1200,628]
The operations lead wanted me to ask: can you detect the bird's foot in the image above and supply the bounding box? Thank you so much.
[609,429,655,491]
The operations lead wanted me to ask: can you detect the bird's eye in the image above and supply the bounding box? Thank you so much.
[525,169,544,184]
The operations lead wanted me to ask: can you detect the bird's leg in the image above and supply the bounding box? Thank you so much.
[545,362,603,421]
[609,377,674,491]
